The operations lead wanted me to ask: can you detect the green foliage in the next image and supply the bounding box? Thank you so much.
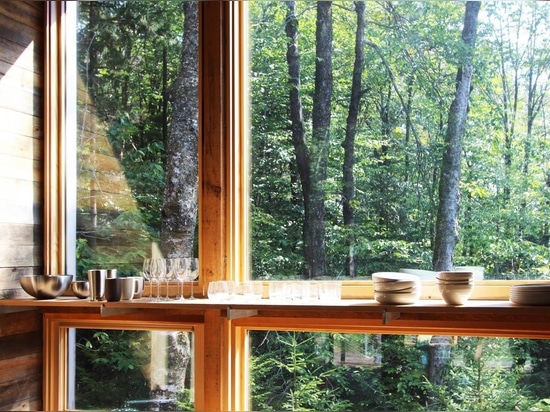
[75,209,154,279]
[249,1,550,279]
[75,330,151,410]
[250,332,356,411]
[428,337,548,411]
[251,332,550,411]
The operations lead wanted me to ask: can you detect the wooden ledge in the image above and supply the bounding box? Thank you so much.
[1,296,549,316]
[3,296,550,337]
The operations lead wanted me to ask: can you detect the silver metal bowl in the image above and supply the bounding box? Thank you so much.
[19,274,73,299]
[71,280,90,299]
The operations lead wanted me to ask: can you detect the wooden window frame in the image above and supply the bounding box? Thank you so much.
[43,312,204,410]
[42,1,550,411]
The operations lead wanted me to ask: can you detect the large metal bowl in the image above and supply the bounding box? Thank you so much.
[19,274,73,299]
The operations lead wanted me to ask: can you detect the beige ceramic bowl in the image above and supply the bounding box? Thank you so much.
[436,278,474,285]
[437,271,473,281]
[437,283,473,305]
[374,289,421,305]
[372,272,419,283]
[374,279,419,291]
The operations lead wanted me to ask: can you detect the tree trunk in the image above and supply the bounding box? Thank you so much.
[160,1,199,258]
[285,1,310,277]
[306,1,332,279]
[428,335,452,385]
[342,1,365,278]
[285,1,332,279]
[432,1,481,271]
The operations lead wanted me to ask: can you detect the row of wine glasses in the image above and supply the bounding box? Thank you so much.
[142,257,199,301]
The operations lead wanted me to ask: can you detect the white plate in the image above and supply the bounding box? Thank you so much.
[509,284,550,305]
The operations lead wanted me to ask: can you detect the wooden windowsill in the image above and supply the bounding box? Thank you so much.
[1,295,548,315]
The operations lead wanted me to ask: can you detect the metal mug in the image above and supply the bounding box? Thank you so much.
[87,269,106,301]
[106,269,117,279]
[104,278,122,302]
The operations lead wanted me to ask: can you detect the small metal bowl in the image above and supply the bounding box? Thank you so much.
[19,274,73,299]
[71,280,90,299]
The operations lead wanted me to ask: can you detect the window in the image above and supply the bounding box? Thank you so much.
[38,1,550,411]
[247,1,550,284]
[73,0,199,282]
[43,313,204,410]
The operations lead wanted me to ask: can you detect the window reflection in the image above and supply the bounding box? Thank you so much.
[75,0,199,279]
[250,331,550,411]
[73,329,195,411]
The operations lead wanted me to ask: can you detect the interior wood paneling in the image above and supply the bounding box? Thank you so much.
[0,1,45,411]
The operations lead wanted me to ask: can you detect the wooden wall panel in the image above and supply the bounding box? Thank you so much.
[0,1,44,299]
[0,1,45,411]
[0,311,43,411]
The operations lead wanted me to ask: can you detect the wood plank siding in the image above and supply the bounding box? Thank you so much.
[0,1,44,410]
[0,1,44,297]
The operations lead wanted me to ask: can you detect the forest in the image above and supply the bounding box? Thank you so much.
[72,1,550,411]
[248,1,550,281]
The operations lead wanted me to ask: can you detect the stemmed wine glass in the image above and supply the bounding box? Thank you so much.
[174,258,186,300]
[167,258,182,300]
[150,258,166,301]
[143,258,153,300]
[162,258,174,300]
[185,258,199,300]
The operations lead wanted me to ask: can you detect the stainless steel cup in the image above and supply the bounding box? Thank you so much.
[106,269,117,279]
[87,269,106,301]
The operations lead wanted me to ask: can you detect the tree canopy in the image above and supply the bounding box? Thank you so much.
[249,1,550,280]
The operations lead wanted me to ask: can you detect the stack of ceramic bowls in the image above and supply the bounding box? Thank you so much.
[372,272,421,304]
[437,271,474,305]
[509,284,550,306]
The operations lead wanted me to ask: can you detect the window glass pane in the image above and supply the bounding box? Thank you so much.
[73,329,195,410]
[75,0,199,280]
[248,1,550,281]
[250,331,550,411]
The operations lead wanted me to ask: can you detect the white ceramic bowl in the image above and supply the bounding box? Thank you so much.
[374,279,419,291]
[436,278,474,285]
[437,271,473,281]
[372,272,419,283]
[437,284,474,305]
[374,290,420,305]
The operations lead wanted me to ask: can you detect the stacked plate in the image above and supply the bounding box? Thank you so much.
[509,284,550,306]
[372,272,421,304]
[437,271,474,305]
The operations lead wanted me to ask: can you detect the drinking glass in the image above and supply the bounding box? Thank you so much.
[142,258,153,300]
[207,281,229,302]
[167,258,182,300]
[150,258,166,301]
[173,258,186,300]
[185,258,199,300]
[163,258,176,300]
